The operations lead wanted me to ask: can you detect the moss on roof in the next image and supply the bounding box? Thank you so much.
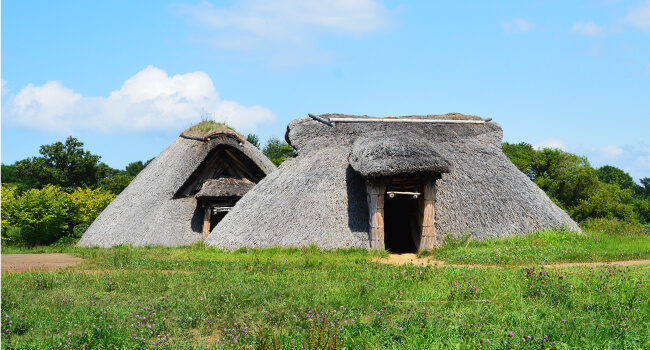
[181,121,244,139]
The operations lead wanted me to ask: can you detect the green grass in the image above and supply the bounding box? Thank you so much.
[2,232,649,349]
[423,229,650,265]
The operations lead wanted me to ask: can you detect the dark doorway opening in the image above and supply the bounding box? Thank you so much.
[210,211,228,231]
[384,195,419,253]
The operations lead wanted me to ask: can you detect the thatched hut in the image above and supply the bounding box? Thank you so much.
[205,113,579,252]
[77,122,275,247]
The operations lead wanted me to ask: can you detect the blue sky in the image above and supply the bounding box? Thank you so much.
[2,0,649,181]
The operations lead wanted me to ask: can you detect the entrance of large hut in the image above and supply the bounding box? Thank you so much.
[366,173,439,251]
[384,189,420,253]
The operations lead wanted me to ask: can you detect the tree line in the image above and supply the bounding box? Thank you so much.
[2,136,647,247]
[503,142,650,232]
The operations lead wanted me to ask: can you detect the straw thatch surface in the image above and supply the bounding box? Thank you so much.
[350,135,451,177]
[77,133,274,248]
[196,178,255,200]
[206,114,579,250]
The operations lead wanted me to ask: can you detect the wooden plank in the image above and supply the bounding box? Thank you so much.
[420,180,439,249]
[366,182,386,249]
[223,148,257,180]
[203,208,212,239]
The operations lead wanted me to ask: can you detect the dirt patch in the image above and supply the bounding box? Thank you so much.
[375,254,650,268]
[378,253,444,266]
[1,254,85,273]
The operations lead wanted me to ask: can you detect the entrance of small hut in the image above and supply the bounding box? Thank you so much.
[366,173,439,251]
[384,186,420,253]
[209,207,229,231]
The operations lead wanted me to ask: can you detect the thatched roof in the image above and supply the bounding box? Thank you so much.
[77,129,275,248]
[205,113,579,250]
[321,112,483,121]
[196,178,255,200]
[349,134,451,178]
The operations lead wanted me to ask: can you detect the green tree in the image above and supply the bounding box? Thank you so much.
[1,163,19,183]
[4,185,71,245]
[632,197,650,224]
[263,137,296,166]
[640,177,650,198]
[125,161,145,177]
[532,148,600,210]
[246,134,261,149]
[124,158,154,177]
[502,142,537,180]
[100,173,135,195]
[571,183,636,223]
[2,163,41,191]
[597,165,641,193]
[15,137,116,191]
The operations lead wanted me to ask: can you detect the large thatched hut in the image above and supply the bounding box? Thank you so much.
[77,122,275,247]
[205,113,579,252]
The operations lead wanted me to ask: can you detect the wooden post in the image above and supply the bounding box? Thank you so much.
[419,178,439,249]
[366,181,386,249]
[203,207,212,239]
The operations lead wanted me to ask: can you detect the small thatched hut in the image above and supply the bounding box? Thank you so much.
[77,122,275,247]
[205,113,579,252]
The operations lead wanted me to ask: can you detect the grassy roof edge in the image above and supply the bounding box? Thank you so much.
[180,121,245,139]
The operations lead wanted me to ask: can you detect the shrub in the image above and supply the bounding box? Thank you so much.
[3,227,23,245]
[631,197,650,224]
[5,185,70,245]
[1,183,18,233]
[72,224,89,239]
[68,187,116,227]
[53,235,79,247]
[580,217,642,236]
[571,183,636,223]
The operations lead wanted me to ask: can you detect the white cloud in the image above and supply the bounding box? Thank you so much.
[1,80,8,97]
[638,155,650,169]
[170,0,391,67]
[570,20,605,36]
[582,143,650,181]
[599,144,624,159]
[501,19,533,34]
[535,138,567,151]
[624,0,650,30]
[2,66,276,134]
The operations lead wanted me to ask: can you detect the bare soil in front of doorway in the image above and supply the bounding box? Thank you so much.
[376,253,650,268]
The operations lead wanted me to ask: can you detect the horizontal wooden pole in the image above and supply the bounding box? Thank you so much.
[329,117,486,124]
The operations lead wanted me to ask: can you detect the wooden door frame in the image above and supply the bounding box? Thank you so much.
[365,174,440,250]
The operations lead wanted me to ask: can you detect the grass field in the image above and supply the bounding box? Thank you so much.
[2,229,649,349]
